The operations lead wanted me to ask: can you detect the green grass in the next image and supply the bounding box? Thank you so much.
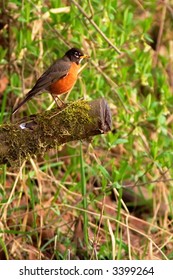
[0,0,173,259]
[80,142,88,246]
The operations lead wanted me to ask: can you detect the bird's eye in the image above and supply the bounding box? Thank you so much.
[74,51,79,58]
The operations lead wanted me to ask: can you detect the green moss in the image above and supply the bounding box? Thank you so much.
[58,100,92,134]
[0,100,96,166]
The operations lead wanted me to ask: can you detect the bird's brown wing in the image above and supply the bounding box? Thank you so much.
[12,57,71,115]
[25,57,71,96]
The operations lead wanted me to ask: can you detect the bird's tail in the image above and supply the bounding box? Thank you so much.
[12,89,38,115]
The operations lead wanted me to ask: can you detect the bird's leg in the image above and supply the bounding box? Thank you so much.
[52,95,65,108]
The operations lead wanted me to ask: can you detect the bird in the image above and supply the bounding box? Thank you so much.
[12,47,89,115]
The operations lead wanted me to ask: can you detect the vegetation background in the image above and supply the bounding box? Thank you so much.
[0,0,173,260]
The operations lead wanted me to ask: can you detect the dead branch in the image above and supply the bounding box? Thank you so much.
[0,98,112,166]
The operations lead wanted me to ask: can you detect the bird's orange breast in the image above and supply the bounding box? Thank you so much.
[49,62,80,96]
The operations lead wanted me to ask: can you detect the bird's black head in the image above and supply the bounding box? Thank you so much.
[65,48,89,64]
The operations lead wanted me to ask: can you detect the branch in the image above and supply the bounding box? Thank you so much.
[0,98,112,166]
[71,0,121,55]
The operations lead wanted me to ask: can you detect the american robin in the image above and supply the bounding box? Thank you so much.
[12,48,89,115]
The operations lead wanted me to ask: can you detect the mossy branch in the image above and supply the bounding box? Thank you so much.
[0,98,112,166]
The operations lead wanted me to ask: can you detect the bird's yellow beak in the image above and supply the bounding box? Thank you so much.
[80,54,90,59]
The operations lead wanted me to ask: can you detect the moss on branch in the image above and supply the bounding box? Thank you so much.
[0,99,112,166]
